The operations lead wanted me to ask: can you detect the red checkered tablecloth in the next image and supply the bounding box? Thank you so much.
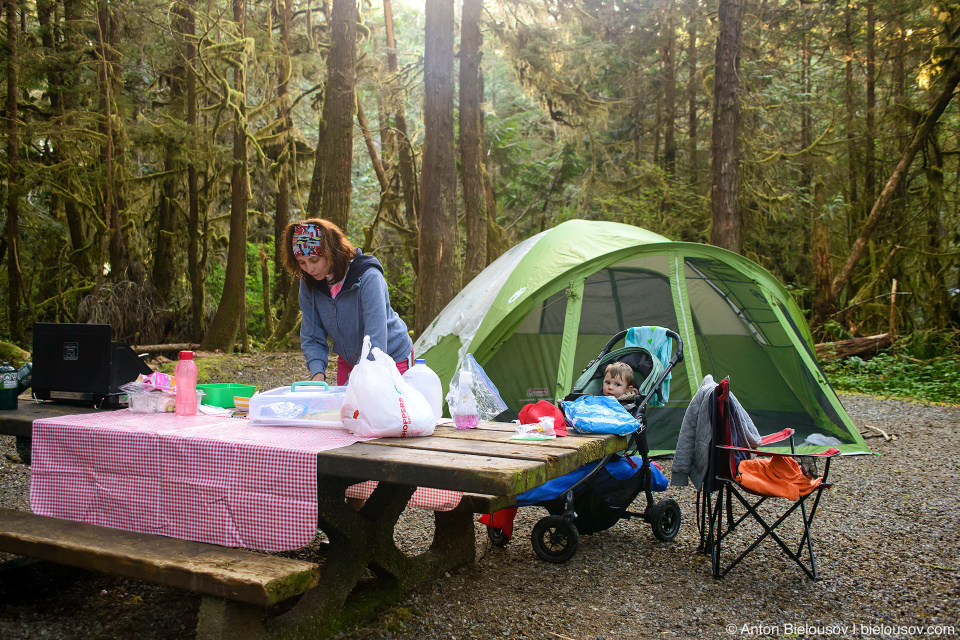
[29,411,462,551]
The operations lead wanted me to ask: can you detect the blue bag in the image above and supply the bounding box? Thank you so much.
[561,395,640,435]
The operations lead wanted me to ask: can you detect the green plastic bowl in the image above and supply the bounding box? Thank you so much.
[196,383,257,408]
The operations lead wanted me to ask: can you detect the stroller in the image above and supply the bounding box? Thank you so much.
[484,327,684,563]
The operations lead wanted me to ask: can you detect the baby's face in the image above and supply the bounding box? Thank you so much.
[602,373,629,397]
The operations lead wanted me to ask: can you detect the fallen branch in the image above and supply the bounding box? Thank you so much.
[815,333,895,361]
[859,424,898,441]
[132,343,201,354]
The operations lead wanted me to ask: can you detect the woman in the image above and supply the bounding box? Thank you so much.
[282,218,413,385]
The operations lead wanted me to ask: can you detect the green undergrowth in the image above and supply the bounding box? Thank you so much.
[822,331,960,405]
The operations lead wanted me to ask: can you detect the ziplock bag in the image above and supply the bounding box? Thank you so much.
[340,336,436,438]
[445,354,507,421]
[561,395,640,435]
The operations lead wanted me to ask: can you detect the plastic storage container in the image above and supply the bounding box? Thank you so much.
[248,381,348,427]
[402,359,443,423]
[196,383,257,408]
[175,351,198,416]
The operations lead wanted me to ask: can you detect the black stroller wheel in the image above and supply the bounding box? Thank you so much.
[531,515,580,563]
[486,525,510,547]
[650,498,681,542]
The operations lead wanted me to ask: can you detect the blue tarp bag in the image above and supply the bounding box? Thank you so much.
[562,395,640,435]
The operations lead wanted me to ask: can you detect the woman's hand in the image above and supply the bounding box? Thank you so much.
[311,372,326,382]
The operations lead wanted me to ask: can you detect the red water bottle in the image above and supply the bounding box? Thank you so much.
[175,351,198,416]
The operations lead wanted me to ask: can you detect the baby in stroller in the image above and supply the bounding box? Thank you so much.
[602,361,639,412]
[481,327,684,563]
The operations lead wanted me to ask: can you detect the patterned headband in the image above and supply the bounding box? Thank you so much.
[292,223,323,258]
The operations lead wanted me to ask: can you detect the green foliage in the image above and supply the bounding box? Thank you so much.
[823,331,960,404]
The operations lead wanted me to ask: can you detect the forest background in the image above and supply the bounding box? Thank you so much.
[0,0,959,392]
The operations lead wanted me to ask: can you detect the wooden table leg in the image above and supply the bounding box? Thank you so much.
[269,475,476,638]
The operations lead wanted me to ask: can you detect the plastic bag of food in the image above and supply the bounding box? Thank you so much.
[340,336,436,438]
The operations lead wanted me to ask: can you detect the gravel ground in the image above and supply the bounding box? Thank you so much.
[1,351,959,639]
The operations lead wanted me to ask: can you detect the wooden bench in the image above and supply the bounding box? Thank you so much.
[0,508,320,640]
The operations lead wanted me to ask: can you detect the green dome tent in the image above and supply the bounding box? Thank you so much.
[414,220,869,455]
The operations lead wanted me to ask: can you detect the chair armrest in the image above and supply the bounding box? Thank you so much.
[759,428,794,445]
[716,444,841,459]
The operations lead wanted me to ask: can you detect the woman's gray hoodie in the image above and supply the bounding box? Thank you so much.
[299,250,412,379]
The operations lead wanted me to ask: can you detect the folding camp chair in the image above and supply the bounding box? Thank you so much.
[697,378,839,581]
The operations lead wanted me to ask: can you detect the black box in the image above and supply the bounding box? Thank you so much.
[32,323,152,407]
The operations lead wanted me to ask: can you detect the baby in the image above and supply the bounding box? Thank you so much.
[602,361,639,411]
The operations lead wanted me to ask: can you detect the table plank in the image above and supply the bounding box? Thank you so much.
[317,443,553,496]
[431,426,628,462]
[0,399,111,438]
[361,437,582,474]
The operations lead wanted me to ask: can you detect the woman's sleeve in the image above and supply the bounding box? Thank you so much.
[358,272,391,355]
[299,280,329,378]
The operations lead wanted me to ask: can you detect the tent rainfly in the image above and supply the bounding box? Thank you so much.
[414,220,869,455]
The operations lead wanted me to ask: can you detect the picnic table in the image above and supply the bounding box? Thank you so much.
[0,404,628,638]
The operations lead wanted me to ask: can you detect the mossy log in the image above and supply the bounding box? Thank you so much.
[815,333,895,361]
[0,341,30,364]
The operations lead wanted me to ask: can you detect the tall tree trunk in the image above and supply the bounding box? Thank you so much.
[662,0,677,176]
[799,32,813,287]
[460,0,487,284]
[831,63,960,298]
[384,0,419,271]
[812,181,834,326]
[709,0,744,253]
[5,0,22,343]
[275,0,293,305]
[478,73,505,264]
[152,147,177,302]
[686,0,698,186]
[864,0,876,210]
[317,0,357,230]
[175,0,204,341]
[200,0,248,353]
[417,0,459,336]
[844,0,857,223]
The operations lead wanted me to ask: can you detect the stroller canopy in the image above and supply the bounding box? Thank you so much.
[414,220,869,455]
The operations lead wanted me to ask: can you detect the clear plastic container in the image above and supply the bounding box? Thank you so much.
[175,351,198,416]
[402,359,443,423]
[248,382,348,427]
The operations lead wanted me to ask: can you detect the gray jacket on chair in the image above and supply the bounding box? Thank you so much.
[671,374,761,491]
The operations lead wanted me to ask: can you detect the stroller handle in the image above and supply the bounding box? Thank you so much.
[599,328,684,364]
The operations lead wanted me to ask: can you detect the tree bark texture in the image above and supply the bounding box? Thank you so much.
[318,0,358,231]
[864,0,876,211]
[5,0,22,343]
[459,0,488,285]
[844,0,857,213]
[275,0,293,307]
[417,0,459,336]
[686,0,698,186]
[709,0,744,254]
[662,0,677,176]
[200,0,248,353]
[383,0,420,258]
[831,63,960,299]
[152,147,178,302]
[180,0,205,342]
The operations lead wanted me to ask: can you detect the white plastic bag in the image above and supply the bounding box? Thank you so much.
[340,336,436,438]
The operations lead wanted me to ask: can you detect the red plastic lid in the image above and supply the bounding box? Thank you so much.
[179,351,194,360]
